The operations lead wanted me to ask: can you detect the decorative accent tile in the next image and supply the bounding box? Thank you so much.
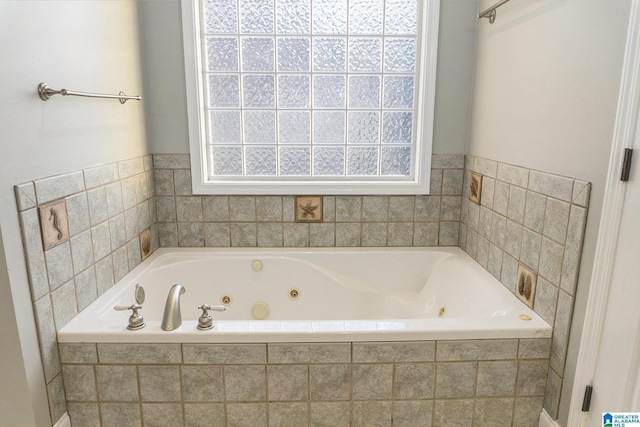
[296,196,323,222]
[39,200,70,250]
[516,264,537,308]
[470,172,482,204]
[140,228,152,260]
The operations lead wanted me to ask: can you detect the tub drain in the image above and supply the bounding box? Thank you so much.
[438,306,446,318]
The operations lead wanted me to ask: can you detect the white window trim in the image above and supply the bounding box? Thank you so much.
[181,0,440,195]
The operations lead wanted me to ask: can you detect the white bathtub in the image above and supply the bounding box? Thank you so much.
[57,247,551,343]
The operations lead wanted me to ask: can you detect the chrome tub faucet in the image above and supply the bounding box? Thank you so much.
[161,284,186,331]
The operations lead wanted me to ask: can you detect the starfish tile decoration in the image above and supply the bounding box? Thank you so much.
[295,196,323,222]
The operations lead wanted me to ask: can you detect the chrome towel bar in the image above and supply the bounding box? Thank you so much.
[478,0,512,24]
[37,82,141,104]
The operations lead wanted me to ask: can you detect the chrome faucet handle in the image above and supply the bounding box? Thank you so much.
[114,304,145,330]
[197,304,226,330]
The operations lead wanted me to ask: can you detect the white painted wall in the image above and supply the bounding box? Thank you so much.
[140,0,479,155]
[0,1,148,424]
[469,0,631,423]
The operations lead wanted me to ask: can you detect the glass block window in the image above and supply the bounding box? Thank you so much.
[183,0,440,194]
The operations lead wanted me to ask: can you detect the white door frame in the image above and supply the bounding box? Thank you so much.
[568,0,640,424]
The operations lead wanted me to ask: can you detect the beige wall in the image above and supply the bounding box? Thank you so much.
[0,1,148,424]
[469,0,631,423]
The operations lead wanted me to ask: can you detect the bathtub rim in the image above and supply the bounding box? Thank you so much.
[57,246,552,344]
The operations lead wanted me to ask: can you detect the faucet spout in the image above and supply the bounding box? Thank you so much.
[161,284,186,331]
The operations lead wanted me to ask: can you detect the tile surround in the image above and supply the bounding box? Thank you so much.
[15,153,589,426]
[154,154,464,248]
[15,155,158,424]
[460,155,590,419]
[59,339,550,427]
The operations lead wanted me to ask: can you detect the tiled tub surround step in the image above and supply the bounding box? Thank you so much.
[459,156,590,419]
[60,339,551,427]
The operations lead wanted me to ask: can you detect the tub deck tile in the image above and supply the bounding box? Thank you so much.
[352,341,435,363]
[97,343,182,364]
[183,343,266,364]
[517,338,552,359]
[436,339,518,361]
[59,343,98,364]
[267,343,351,364]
